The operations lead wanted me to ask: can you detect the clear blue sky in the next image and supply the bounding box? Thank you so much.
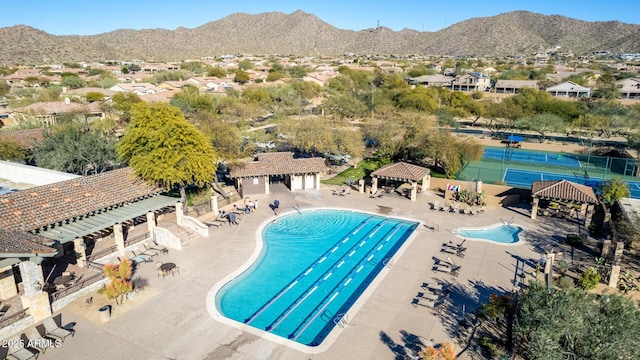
[1,0,638,35]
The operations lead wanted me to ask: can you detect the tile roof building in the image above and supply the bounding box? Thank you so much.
[530,179,598,223]
[229,152,327,196]
[370,162,431,201]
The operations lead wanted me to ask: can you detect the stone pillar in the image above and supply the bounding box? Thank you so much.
[315,173,320,190]
[18,261,44,297]
[114,223,125,255]
[73,237,87,268]
[20,292,52,323]
[601,239,612,260]
[421,174,431,193]
[371,177,378,194]
[531,198,539,220]
[613,241,625,263]
[146,211,157,233]
[0,265,18,300]
[358,179,365,194]
[410,182,417,201]
[264,175,270,194]
[609,264,621,288]
[211,195,219,216]
[175,202,184,226]
[476,180,483,193]
[584,204,594,229]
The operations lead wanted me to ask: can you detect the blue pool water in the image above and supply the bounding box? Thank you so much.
[456,224,522,244]
[216,209,418,347]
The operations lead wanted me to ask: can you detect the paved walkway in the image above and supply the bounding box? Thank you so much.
[36,185,576,360]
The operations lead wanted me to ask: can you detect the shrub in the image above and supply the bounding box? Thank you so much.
[479,336,498,357]
[566,234,584,246]
[580,267,601,290]
[556,276,575,289]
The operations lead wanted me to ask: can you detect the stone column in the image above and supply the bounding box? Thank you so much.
[531,198,539,220]
[613,241,625,263]
[73,237,87,268]
[20,291,52,323]
[175,202,184,226]
[0,265,18,300]
[211,195,219,216]
[371,177,378,194]
[264,175,270,194]
[18,261,44,297]
[476,180,483,193]
[114,223,125,255]
[609,264,621,288]
[410,182,417,201]
[584,204,594,228]
[358,179,365,193]
[315,173,320,190]
[421,174,431,193]
[147,211,157,234]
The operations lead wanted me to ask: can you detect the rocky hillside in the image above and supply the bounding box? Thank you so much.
[1,10,638,64]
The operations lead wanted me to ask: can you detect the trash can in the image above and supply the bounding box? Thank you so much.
[99,305,111,322]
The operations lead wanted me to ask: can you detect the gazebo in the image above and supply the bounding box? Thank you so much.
[530,180,598,225]
[370,162,431,201]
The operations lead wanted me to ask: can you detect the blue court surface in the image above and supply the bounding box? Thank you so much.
[503,168,640,199]
[484,147,581,168]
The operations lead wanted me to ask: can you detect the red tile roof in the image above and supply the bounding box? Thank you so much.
[532,180,598,204]
[0,167,163,232]
[229,152,327,178]
[371,162,430,182]
[0,228,55,255]
[0,128,44,149]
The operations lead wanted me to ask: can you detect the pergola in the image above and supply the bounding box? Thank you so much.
[370,162,431,201]
[530,180,598,225]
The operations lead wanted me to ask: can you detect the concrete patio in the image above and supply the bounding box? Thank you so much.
[32,184,578,360]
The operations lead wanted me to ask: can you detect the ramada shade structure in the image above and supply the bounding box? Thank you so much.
[530,179,598,223]
[370,162,431,201]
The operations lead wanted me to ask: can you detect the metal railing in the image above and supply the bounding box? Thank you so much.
[50,272,105,302]
[0,308,29,329]
[86,244,119,262]
[123,232,150,247]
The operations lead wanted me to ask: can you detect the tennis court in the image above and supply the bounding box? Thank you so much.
[503,168,640,199]
[483,147,582,168]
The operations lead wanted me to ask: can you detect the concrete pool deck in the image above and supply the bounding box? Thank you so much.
[36,185,578,360]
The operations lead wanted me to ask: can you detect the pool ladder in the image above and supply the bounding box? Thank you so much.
[321,310,349,328]
[501,216,514,226]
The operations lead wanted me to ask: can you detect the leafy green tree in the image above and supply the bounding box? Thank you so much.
[0,140,26,161]
[61,75,86,89]
[238,59,254,70]
[180,61,204,73]
[33,122,119,175]
[266,71,284,82]
[170,85,214,117]
[323,93,369,119]
[516,113,566,143]
[149,70,190,85]
[109,92,143,125]
[417,132,483,178]
[290,80,322,100]
[515,281,640,360]
[601,177,630,205]
[407,64,431,78]
[206,66,227,78]
[116,103,217,204]
[287,66,309,78]
[234,69,250,84]
[190,111,243,160]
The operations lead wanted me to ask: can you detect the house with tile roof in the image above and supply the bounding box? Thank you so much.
[7,98,104,127]
[616,78,640,100]
[229,152,327,197]
[408,74,455,88]
[530,179,598,225]
[545,81,591,98]
[0,167,180,332]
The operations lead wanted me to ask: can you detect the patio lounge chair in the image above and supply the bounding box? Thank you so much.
[0,304,10,318]
[146,242,168,255]
[25,327,57,354]
[411,297,445,310]
[443,239,466,250]
[417,292,440,301]
[125,251,151,264]
[139,246,159,260]
[435,264,460,277]
[5,336,38,360]
[42,317,74,343]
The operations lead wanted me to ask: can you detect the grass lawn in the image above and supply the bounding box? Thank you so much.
[322,159,382,185]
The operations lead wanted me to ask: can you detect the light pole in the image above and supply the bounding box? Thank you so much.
[587,136,594,166]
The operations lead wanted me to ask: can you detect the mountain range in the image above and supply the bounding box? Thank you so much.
[1,10,639,64]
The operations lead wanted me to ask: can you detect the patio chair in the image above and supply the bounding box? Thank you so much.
[157,268,166,279]
[0,304,10,318]
[170,266,181,276]
[416,292,440,302]
[147,242,168,255]
[61,271,75,278]
[25,327,57,354]
[139,246,159,260]
[125,251,151,264]
[42,317,74,343]
[5,336,38,360]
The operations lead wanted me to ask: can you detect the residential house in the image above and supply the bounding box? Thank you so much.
[2,69,51,89]
[8,98,105,126]
[494,80,539,94]
[157,80,191,91]
[616,78,640,100]
[64,87,117,103]
[108,82,161,96]
[408,74,455,87]
[546,81,591,98]
[451,72,491,92]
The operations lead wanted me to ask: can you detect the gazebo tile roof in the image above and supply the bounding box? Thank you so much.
[371,162,430,182]
[532,180,598,204]
[0,167,163,232]
[0,227,56,255]
[229,152,327,178]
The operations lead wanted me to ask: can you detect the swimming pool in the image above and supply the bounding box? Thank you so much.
[455,223,523,244]
[214,209,418,349]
